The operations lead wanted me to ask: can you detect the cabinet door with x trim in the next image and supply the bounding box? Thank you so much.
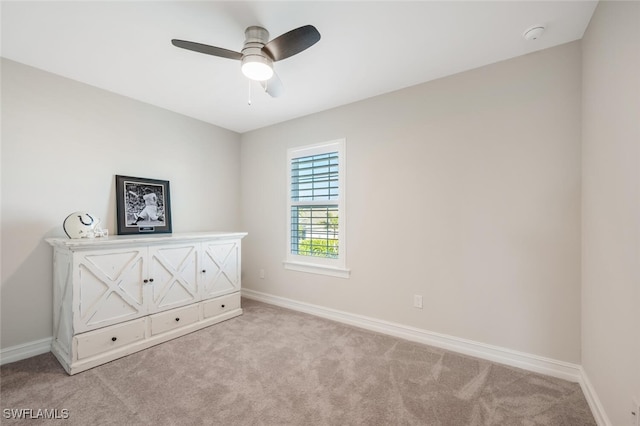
[74,247,146,333]
[147,243,199,314]
[200,239,241,300]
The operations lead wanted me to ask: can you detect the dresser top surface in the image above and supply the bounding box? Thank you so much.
[46,231,247,249]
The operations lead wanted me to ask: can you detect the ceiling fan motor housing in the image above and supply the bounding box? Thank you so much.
[244,26,269,45]
[241,26,274,80]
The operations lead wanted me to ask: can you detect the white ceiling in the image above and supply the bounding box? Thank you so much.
[1,1,597,134]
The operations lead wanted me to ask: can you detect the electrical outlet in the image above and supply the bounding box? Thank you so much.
[413,295,423,309]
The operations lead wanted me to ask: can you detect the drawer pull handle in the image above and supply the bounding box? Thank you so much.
[202,269,206,273]
[221,304,226,308]
[175,317,180,322]
[149,278,154,283]
[111,337,117,342]
[143,279,148,283]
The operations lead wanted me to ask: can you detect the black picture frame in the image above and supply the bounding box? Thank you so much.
[115,175,172,235]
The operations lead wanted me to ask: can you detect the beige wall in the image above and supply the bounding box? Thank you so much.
[1,59,242,348]
[581,2,640,425]
[241,41,582,363]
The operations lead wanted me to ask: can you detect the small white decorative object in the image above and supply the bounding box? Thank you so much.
[63,211,99,239]
[92,219,108,238]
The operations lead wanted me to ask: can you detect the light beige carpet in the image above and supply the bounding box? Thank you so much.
[1,298,595,425]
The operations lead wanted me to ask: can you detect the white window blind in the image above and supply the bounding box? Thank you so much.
[291,151,339,258]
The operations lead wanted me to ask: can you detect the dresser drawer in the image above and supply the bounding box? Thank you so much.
[150,304,200,336]
[76,318,146,360]
[202,292,241,319]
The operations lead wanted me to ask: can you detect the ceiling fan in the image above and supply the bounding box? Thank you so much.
[171,25,321,98]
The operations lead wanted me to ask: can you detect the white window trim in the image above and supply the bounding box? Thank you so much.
[283,260,350,279]
[284,138,349,279]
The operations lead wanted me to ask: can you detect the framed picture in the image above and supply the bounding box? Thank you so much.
[115,175,172,235]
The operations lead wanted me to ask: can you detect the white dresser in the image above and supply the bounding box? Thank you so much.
[46,232,246,374]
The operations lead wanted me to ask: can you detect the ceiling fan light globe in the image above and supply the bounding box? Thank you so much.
[241,56,273,81]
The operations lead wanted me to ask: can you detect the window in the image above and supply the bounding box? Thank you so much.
[285,139,349,278]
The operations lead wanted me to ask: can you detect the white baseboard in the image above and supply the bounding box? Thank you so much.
[0,337,52,366]
[241,288,582,383]
[579,367,612,426]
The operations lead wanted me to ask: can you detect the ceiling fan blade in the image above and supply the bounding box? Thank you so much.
[171,39,242,61]
[260,72,284,98]
[263,25,320,62]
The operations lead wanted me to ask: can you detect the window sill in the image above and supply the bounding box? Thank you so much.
[283,260,350,279]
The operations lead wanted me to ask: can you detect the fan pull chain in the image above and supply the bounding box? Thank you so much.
[248,80,252,106]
